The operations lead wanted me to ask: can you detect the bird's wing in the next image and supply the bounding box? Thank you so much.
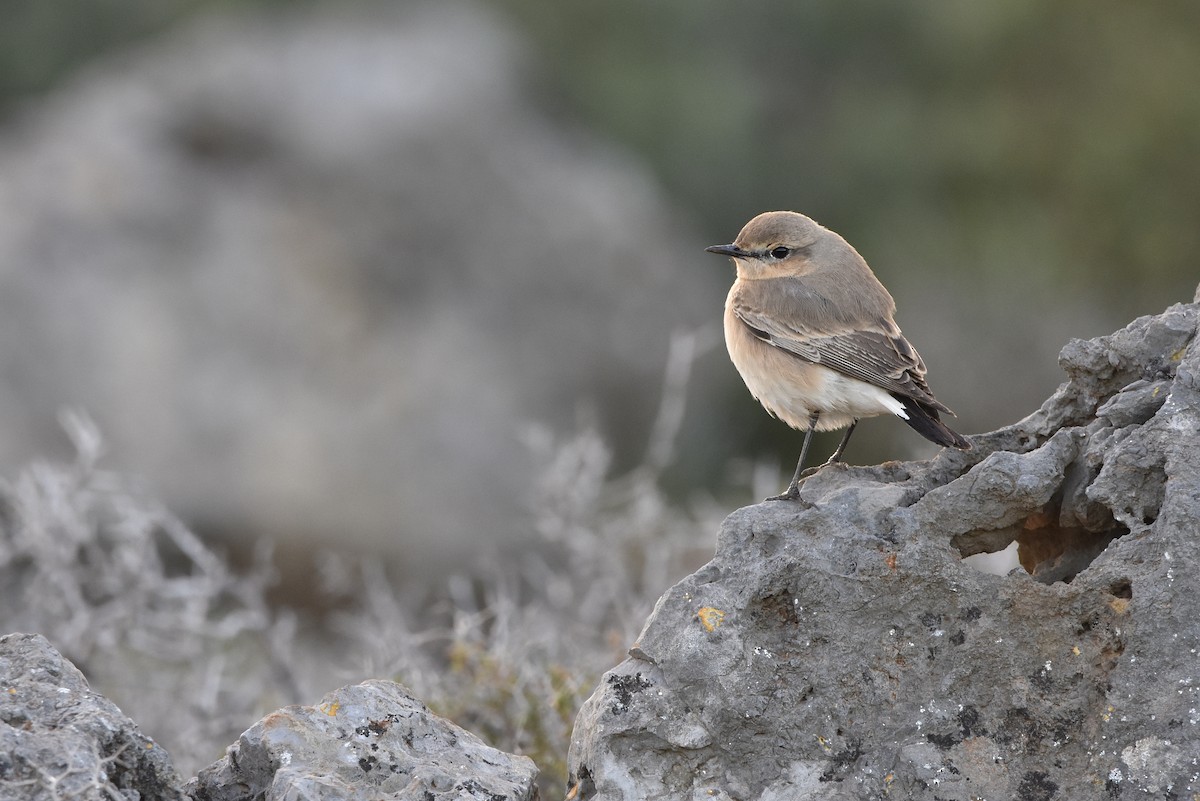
[732,295,953,414]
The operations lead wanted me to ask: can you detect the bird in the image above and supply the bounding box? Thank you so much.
[706,211,970,501]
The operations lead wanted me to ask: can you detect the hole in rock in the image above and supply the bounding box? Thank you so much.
[955,507,1129,584]
[1109,579,1133,599]
[1016,522,1127,584]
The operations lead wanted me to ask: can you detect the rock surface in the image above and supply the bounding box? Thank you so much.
[568,296,1200,799]
[188,679,539,801]
[0,632,183,801]
[0,634,540,801]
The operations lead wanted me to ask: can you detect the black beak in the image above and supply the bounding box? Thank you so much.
[705,243,750,258]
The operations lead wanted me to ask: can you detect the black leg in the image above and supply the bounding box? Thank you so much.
[767,411,819,502]
[769,418,860,501]
[797,420,859,481]
[826,420,857,463]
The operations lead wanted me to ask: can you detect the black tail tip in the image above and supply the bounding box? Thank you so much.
[946,430,972,450]
[895,395,971,450]
[922,423,971,450]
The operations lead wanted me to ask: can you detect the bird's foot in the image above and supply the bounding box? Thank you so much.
[765,483,802,502]
[768,459,846,499]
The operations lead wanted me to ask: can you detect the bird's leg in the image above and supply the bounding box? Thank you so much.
[767,412,820,502]
[826,420,857,463]
[798,420,858,480]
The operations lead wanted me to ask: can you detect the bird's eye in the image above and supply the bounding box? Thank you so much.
[769,246,791,259]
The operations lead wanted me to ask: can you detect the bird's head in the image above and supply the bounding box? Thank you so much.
[706,211,831,280]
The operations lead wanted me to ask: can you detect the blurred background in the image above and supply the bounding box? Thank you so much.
[1,0,1197,592]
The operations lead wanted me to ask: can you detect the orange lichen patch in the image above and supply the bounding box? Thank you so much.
[697,607,725,632]
[319,701,340,717]
[885,552,897,571]
[1109,597,1130,615]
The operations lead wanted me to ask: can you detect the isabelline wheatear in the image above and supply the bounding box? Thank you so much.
[707,211,970,501]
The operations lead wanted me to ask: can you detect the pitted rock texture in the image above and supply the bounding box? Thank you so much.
[568,298,1200,800]
[0,633,183,801]
[188,680,539,801]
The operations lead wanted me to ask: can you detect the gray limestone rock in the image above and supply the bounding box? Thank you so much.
[0,632,183,801]
[188,679,539,801]
[567,296,1200,799]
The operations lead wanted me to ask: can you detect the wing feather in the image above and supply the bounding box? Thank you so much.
[731,284,953,414]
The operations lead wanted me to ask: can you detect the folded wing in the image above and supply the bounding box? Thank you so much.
[730,282,954,415]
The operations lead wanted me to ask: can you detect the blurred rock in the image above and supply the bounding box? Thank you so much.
[0,2,711,580]
[568,294,1200,799]
[188,679,538,801]
[0,632,183,801]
